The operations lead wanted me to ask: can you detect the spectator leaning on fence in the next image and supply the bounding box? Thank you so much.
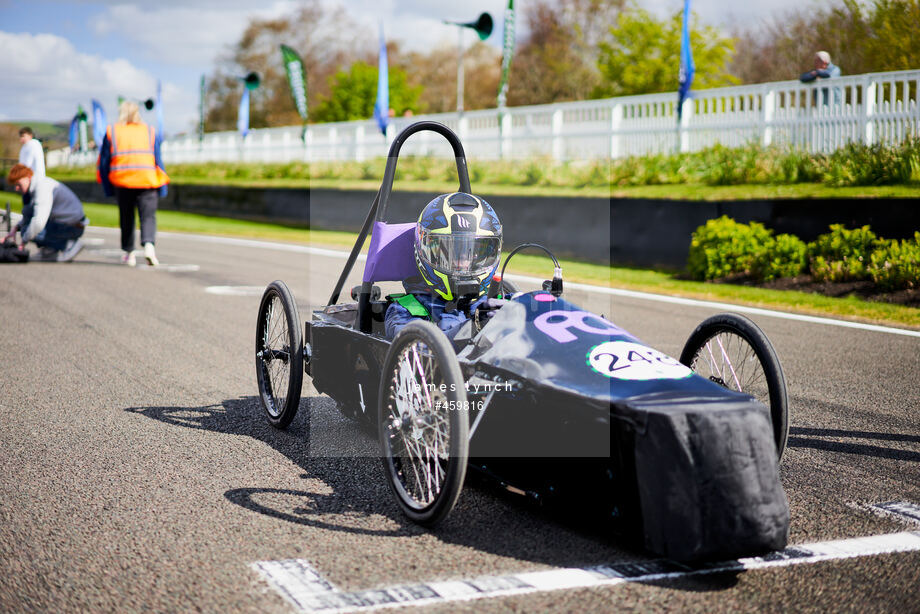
[97,100,169,267]
[18,127,45,178]
[800,51,841,106]
[4,164,87,262]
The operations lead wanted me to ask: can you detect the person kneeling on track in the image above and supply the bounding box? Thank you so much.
[385,192,507,340]
[4,164,87,262]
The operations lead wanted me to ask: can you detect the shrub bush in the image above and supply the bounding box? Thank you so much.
[822,139,920,186]
[687,216,773,280]
[752,233,808,281]
[689,217,917,291]
[808,224,880,282]
[867,232,920,291]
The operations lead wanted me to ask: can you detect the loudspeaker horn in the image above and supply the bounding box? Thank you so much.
[461,13,493,40]
[243,72,261,90]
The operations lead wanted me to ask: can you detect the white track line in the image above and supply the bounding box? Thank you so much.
[205,286,266,296]
[253,529,920,614]
[85,228,919,338]
[505,273,920,338]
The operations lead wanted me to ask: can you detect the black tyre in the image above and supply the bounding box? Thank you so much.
[255,280,304,429]
[680,313,789,459]
[379,320,469,526]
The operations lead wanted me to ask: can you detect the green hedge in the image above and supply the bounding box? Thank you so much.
[868,232,920,291]
[688,216,808,282]
[687,217,772,280]
[688,218,919,290]
[808,224,880,282]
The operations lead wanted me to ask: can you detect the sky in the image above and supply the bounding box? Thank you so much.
[0,0,810,137]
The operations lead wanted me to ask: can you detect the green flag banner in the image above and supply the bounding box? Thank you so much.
[497,0,515,109]
[280,44,308,121]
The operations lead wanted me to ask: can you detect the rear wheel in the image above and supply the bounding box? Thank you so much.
[379,320,469,526]
[255,280,303,429]
[680,313,789,459]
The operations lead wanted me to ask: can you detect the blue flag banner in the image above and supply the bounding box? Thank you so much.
[69,115,79,150]
[678,0,695,121]
[91,99,107,148]
[373,23,389,136]
[238,88,250,138]
[156,80,164,138]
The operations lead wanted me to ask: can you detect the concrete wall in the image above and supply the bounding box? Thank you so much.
[62,181,920,270]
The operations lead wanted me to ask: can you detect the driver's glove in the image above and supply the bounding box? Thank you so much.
[474,298,509,325]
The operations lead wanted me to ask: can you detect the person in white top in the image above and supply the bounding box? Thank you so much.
[18,127,46,178]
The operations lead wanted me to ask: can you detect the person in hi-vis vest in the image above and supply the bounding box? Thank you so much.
[97,101,169,266]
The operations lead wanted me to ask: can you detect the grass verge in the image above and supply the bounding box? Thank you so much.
[4,194,918,329]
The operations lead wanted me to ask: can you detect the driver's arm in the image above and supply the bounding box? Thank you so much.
[384,302,414,339]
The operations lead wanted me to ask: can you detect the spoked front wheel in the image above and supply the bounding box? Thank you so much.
[379,320,469,526]
[680,313,789,459]
[255,280,304,429]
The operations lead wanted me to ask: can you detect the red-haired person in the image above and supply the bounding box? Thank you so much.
[4,164,87,262]
[97,100,169,266]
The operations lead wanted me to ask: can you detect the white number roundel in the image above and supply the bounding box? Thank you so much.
[587,341,692,381]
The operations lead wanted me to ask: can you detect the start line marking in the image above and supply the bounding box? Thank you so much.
[252,502,920,614]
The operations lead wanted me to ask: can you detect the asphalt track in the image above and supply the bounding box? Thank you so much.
[1,226,918,613]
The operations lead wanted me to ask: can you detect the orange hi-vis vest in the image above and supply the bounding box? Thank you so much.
[106,123,169,189]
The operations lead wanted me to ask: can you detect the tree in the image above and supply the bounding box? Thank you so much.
[730,0,920,84]
[594,7,737,98]
[507,0,625,106]
[312,61,422,123]
[204,0,370,131]
[862,0,920,71]
[398,41,501,114]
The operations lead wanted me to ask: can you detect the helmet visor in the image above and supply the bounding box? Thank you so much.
[418,231,501,278]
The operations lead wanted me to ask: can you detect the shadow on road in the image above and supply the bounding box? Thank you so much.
[125,396,741,589]
[788,426,920,462]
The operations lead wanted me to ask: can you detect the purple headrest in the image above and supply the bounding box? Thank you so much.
[362,221,418,283]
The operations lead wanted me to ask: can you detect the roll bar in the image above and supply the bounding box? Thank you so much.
[327,122,471,324]
[375,121,471,223]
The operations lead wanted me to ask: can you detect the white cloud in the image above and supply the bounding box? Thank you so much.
[2,0,816,137]
[93,1,299,66]
[640,0,810,28]
[0,31,195,132]
[346,0,508,52]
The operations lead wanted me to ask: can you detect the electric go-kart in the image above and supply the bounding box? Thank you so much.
[254,121,790,562]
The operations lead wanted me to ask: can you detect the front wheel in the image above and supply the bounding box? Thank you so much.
[255,280,304,429]
[379,320,469,526]
[680,313,789,460]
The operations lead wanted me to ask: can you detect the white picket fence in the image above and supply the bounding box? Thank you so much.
[49,68,920,168]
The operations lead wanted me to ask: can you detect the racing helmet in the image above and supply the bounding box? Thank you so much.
[414,192,502,301]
